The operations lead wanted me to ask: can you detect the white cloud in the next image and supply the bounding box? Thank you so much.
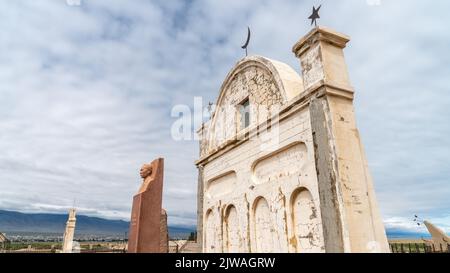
[0,0,449,233]
[384,216,450,234]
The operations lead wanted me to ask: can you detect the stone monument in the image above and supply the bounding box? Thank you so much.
[128,158,168,253]
[62,208,76,253]
[0,232,10,251]
[424,221,450,252]
[196,26,389,253]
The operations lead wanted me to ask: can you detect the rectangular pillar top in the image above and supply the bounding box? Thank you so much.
[292,26,350,57]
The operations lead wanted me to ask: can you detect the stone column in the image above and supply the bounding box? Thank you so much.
[62,208,76,253]
[293,27,389,253]
[196,164,204,251]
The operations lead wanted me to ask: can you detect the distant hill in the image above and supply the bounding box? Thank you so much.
[3,209,431,240]
[0,210,195,238]
[385,229,430,240]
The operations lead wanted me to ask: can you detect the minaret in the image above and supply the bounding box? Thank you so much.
[62,208,77,253]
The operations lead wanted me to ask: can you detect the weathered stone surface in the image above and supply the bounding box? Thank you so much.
[128,158,166,253]
[196,26,389,253]
[62,209,76,253]
[293,26,389,253]
[196,163,204,250]
[198,56,304,158]
[160,209,169,253]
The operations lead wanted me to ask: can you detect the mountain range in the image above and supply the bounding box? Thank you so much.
[0,210,194,238]
[0,209,436,240]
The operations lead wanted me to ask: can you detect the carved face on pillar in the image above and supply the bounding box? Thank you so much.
[140,164,153,179]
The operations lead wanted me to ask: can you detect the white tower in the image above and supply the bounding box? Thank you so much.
[62,208,77,253]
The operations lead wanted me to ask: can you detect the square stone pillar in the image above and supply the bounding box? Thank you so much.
[196,164,204,250]
[293,27,389,253]
[293,26,352,92]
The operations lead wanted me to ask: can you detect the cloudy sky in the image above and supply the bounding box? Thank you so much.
[0,0,449,233]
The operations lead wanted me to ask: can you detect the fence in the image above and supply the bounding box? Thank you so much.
[389,243,450,253]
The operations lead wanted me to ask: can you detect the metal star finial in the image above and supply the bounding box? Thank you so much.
[308,5,321,27]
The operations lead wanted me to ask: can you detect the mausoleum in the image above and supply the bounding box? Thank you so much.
[195,27,389,253]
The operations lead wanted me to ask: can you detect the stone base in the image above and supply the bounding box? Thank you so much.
[128,191,161,252]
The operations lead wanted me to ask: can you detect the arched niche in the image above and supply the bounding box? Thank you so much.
[290,188,324,252]
[206,171,237,199]
[223,205,240,253]
[204,209,217,253]
[252,197,281,253]
[251,142,308,185]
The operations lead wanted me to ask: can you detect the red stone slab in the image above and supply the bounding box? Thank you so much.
[128,158,164,253]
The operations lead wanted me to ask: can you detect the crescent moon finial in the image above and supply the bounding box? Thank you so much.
[241,26,251,57]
